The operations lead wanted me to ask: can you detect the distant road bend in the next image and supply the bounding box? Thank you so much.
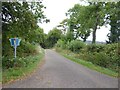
[3,49,118,88]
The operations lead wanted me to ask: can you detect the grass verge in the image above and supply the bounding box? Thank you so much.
[56,49,118,77]
[2,47,45,84]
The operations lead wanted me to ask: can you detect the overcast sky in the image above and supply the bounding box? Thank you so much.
[38,0,110,42]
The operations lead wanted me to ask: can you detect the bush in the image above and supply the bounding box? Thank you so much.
[2,57,14,69]
[79,43,119,72]
[104,43,118,55]
[2,40,40,69]
[92,52,110,67]
[67,40,86,53]
[56,39,118,72]
[2,46,43,69]
[86,44,105,53]
[17,40,37,57]
[55,39,67,49]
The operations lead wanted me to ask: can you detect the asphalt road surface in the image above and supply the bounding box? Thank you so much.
[3,49,118,88]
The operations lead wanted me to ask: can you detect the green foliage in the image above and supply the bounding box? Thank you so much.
[66,4,92,42]
[61,2,120,44]
[3,47,44,83]
[2,2,48,72]
[80,43,119,72]
[44,28,62,48]
[68,40,85,52]
[2,1,48,58]
[65,30,75,41]
[3,2,36,40]
[2,2,46,49]
[2,39,37,59]
[55,39,67,49]
[56,42,119,72]
[56,39,86,53]
[86,52,110,68]
[2,44,39,69]
[17,41,37,57]
[30,28,45,44]
[105,2,120,43]
[86,44,105,53]
[60,51,118,77]
[65,3,107,43]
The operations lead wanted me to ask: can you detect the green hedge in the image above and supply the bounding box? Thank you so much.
[56,39,119,72]
[55,39,67,49]
[56,39,85,53]
[86,44,105,53]
[67,40,85,52]
[79,43,119,72]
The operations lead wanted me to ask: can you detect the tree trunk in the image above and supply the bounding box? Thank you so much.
[83,39,86,42]
[92,26,97,44]
[92,15,99,44]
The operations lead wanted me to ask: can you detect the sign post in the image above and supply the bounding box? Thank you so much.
[9,38,21,58]
[14,39,17,58]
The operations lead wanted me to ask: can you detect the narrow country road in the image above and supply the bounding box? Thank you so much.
[3,49,118,88]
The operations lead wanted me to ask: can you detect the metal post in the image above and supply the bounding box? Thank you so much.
[14,45,16,58]
[14,39,17,58]
[14,39,17,67]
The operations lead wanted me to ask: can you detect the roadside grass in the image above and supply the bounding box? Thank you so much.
[2,46,45,84]
[56,49,118,77]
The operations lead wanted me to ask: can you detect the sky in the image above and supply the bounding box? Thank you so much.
[38,0,110,42]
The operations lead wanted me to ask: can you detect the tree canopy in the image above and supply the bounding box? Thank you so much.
[2,1,49,57]
[58,2,120,44]
[106,2,120,43]
[44,28,62,48]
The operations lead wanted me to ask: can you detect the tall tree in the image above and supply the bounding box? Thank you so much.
[58,19,75,42]
[2,2,48,56]
[66,3,106,43]
[106,2,120,43]
[84,2,106,43]
[66,4,91,42]
[57,19,68,35]
[2,2,47,40]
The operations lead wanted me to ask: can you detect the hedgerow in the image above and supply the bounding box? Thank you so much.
[56,40,119,72]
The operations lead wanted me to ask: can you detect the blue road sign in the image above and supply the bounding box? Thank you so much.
[9,38,21,47]
[9,38,21,58]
